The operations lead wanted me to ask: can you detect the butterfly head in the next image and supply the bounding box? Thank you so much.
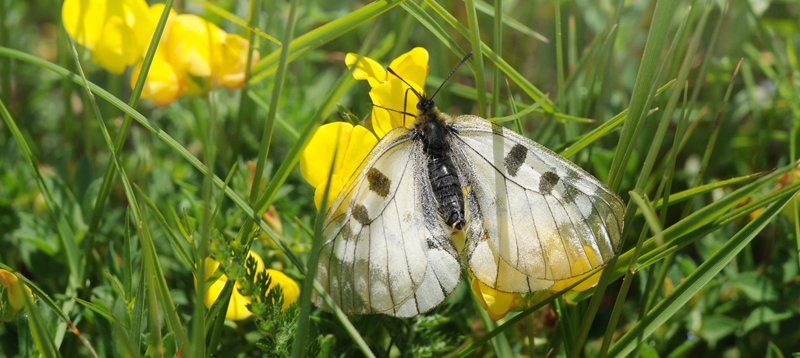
[416,96,436,112]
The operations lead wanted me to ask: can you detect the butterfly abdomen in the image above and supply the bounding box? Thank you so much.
[427,151,466,231]
[416,105,466,232]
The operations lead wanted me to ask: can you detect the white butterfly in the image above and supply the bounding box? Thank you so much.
[312,54,624,317]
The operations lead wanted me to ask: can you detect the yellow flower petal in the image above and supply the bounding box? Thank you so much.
[130,48,184,106]
[549,245,603,292]
[339,125,379,178]
[202,251,266,321]
[166,14,226,77]
[346,53,387,87]
[62,0,152,73]
[300,122,354,188]
[471,277,516,321]
[206,279,253,320]
[300,123,378,210]
[91,16,141,74]
[213,34,258,89]
[369,78,422,138]
[62,0,108,50]
[0,269,33,313]
[312,173,345,211]
[387,47,429,91]
[265,269,300,310]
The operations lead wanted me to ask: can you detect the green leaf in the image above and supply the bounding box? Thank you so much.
[732,272,779,303]
[743,304,794,332]
[639,342,661,358]
[699,315,740,344]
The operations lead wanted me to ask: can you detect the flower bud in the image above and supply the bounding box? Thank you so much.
[0,269,34,321]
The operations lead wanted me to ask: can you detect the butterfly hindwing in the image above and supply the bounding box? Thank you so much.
[449,115,624,287]
[314,127,461,317]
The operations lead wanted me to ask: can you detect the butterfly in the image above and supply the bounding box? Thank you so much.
[312,52,624,317]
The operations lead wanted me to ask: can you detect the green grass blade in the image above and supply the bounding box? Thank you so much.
[489,94,549,123]
[135,185,194,270]
[571,161,796,303]
[635,181,800,271]
[251,69,358,224]
[292,136,339,358]
[249,0,404,83]
[248,0,298,208]
[190,0,281,45]
[0,263,71,324]
[504,78,524,134]
[597,191,662,357]
[0,46,306,273]
[555,0,565,113]
[454,271,602,358]
[557,79,675,158]
[607,0,677,191]
[75,298,127,329]
[437,78,591,123]
[144,258,164,357]
[607,188,799,358]
[418,0,556,113]
[0,0,8,104]
[472,291,514,357]
[680,58,743,218]
[243,0,300,253]
[645,170,770,213]
[473,0,548,43]
[123,208,133,303]
[464,0,488,118]
[129,259,147,352]
[313,281,377,358]
[22,279,63,358]
[247,90,300,139]
[82,0,174,275]
[0,99,81,286]
[490,0,502,118]
[139,205,190,348]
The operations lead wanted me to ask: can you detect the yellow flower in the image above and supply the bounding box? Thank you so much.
[346,47,429,138]
[300,122,378,210]
[212,34,259,89]
[130,47,186,106]
[549,245,604,292]
[62,0,153,74]
[471,277,519,321]
[64,1,256,105]
[0,269,34,320]
[203,251,300,320]
[164,14,227,77]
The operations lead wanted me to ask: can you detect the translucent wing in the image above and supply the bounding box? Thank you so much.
[313,128,461,317]
[449,115,624,291]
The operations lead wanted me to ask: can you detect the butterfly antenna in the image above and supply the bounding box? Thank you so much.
[431,51,473,100]
[387,68,422,99]
[402,87,414,126]
[372,104,415,118]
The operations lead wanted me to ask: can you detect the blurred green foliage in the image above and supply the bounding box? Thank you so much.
[1,0,800,357]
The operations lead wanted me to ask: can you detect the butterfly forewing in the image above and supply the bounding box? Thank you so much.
[314,127,461,317]
[449,115,624,286]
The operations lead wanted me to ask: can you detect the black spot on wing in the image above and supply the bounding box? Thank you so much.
[367,168,391,197]
[539,171,560,195]
[504,144,527,177]
[426,238,437,250]
[353,204,370,226]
